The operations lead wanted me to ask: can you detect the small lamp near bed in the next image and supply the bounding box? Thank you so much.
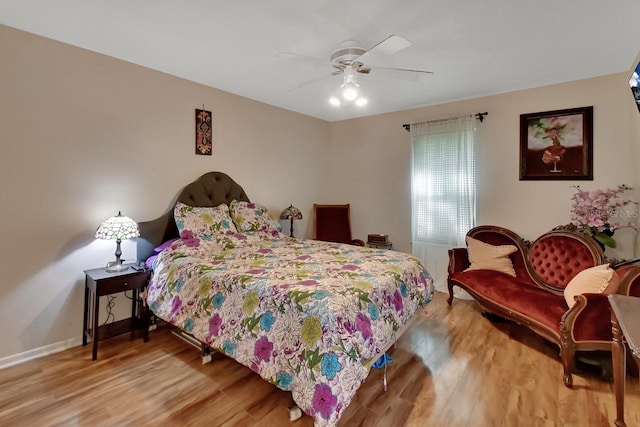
[95,211,140,272]
[279,204,303,237]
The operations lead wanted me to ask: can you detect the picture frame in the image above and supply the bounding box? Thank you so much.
[519,106,593,180]
[195,108,212,155]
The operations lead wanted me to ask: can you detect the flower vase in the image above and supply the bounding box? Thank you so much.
[593,228,615,251]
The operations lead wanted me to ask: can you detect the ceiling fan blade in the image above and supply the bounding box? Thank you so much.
[353,35,412,64]
[288,74,332,91]
[369,66,434,82]
[275,52,329,68]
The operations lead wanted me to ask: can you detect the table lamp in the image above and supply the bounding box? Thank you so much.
[95,211,140,272]
[279,204,302,237]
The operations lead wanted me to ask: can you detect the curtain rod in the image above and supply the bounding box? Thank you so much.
[402,112,488,131]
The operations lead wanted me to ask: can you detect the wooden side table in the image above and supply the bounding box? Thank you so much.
[83,265,151,360]
[608,294,640,427]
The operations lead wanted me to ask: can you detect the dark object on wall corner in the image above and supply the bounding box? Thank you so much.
[195,108,212,155]
[630,61,640,113]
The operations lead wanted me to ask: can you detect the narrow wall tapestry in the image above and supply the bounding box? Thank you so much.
[195,108,212,155]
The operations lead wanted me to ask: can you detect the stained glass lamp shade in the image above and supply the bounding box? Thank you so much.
[95,211,140,272]
[279,204,303,237]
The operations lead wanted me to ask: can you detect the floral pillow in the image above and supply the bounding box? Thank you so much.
[229,200,283,234]
[174,201,236,240]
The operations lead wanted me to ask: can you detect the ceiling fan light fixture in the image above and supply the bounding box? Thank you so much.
[342,83,359,101]
[279,35,433,114]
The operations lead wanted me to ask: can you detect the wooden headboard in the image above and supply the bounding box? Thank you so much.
[136,171,250,262]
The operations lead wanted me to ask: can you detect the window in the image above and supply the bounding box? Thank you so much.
[411,115,476,246]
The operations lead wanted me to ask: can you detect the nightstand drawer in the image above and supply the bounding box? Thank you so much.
[96,273,148,296]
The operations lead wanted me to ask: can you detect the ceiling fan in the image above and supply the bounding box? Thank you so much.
[276,35,434,92]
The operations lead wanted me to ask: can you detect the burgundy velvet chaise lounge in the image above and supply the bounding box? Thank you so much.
[447,225,640,387]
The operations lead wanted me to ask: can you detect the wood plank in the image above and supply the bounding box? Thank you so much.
[1,292,639,426]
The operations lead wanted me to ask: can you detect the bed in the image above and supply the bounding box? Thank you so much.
[137,171,434,426]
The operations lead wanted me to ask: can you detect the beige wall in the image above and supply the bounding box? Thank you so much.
[331,73,640,250]
[1,23,639,362]
[0,25,328,360]
[329,72,640,288]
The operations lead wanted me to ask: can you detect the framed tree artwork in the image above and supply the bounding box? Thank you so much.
[519,106,593,180]
[195,108,212,155]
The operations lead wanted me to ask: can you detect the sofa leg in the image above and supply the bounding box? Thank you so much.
[563,370,574,388]
[559,318,577,388]
[560,346,575,388]
[447,282,454,305]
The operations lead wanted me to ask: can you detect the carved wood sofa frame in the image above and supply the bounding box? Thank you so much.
[447,225,640,388]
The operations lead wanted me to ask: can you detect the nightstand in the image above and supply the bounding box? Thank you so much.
[82,265,151,360]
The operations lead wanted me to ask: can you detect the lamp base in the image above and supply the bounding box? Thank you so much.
[106,239,128,272]
[106,263,129,273]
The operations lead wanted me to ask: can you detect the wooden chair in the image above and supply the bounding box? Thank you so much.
[313,204,364,246]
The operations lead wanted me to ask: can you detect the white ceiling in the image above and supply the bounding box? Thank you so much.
[1,0,639,122]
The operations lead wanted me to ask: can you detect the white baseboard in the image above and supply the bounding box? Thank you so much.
[0,337,82,370]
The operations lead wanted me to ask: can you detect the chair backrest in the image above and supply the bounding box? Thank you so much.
[313,204,354,244]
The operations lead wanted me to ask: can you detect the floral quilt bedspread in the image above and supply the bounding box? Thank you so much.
[147,231,434,426]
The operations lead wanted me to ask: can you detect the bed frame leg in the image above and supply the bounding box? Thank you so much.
[288,406,302,421]
[169,329,215,364]
[383,360,388,392]
[201,343,214,364]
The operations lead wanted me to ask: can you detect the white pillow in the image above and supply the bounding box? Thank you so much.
[564,264,620,308]
[464,236,518,277]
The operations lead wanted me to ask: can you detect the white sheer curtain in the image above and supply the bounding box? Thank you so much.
[410,115,476,297]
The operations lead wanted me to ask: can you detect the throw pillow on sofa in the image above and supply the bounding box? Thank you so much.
[464,236,518,277]
[563,264,620,308]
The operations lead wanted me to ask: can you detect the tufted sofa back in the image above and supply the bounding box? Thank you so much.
[528,231,605,293]
[465,226,606,295]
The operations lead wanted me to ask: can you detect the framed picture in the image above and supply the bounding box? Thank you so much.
[519,106,593,180]
[195,108,212,155]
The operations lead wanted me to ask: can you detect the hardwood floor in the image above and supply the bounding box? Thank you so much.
[1,291,638,426]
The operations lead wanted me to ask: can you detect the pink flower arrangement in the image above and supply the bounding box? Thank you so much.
[570,184,636,248]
